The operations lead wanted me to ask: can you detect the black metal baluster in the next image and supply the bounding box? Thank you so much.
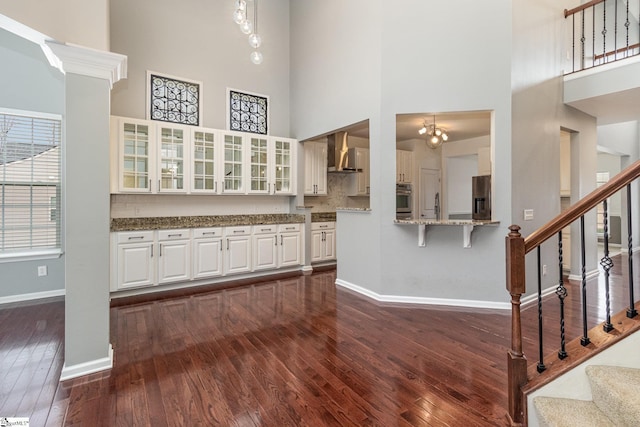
[627,183,638,318]
[592,4,596,67]
[580,215,591,346]
[602,0,607,63]
[601,199,614,332]
[581,11,586,70]
[573,14,576,73]
[557,230,568,359]
[614,0,618,61]
[626,0,630,56]
[537,246,546,373]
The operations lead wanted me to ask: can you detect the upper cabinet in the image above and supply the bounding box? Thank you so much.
[396,150,413,183]
[304,141,327,195]
[348,147,370,196]
[110,116,296,196]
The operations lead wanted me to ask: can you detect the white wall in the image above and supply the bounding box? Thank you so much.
[0,1,109,50]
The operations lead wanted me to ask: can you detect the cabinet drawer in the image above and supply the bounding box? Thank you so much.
[225,226,251,236]
[311,222,335,231]
[278,223,301,233]
[116,230,154,243]
[158,229,190,241]
[253,224,278,235]
[193,227,223,239]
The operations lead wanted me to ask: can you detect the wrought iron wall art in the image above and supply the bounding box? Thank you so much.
[229,90,268,135]
[149,73,200,126]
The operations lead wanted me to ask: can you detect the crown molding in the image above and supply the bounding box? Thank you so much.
[45,41,127,88]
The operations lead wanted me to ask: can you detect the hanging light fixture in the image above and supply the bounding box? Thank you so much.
[419,115,449,149]
[233,0,263,64]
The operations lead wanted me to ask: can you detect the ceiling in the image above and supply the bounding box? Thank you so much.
[327,110,492,143]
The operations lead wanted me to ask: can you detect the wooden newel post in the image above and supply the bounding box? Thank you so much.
[506,225,527,426]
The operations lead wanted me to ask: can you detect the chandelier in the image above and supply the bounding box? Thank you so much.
[419,115,449,149]
[232,0,263,64]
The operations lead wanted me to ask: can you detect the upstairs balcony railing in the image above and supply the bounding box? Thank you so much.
[565,0,640,74]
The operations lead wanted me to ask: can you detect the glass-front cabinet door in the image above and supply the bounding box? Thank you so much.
[223,132,244,193]
[273,137,295,195]
[117,117,153,193]
[192,129,217,193]
[158,126,187,192]
[249,136,269,194]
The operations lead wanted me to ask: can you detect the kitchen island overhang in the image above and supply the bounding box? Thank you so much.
[394,219,500,248]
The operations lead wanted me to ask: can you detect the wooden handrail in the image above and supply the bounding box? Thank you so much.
[525,159,640,253]
[594,43,640,61]
[564,0,605,18]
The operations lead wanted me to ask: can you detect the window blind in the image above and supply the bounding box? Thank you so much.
[0,112,61,253]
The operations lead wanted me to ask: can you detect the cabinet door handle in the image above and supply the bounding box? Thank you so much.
[214,181,218,193]
[268,183,270,194]
[261,228,271,232]
[168,233,182,238]
[226,238,229,250]
[128,236,145,240]
[148,179,152,192]
[233,230,245,234]
[220,241,223,251]
[150,245,153,257]
[158,179,161,191]
[274,236,277,246]
[159,243,162,256]
[202,231,216,236]
[280,235,283,246]
[285,227,294,230]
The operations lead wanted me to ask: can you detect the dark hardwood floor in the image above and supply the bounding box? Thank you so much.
[1,251,637,426]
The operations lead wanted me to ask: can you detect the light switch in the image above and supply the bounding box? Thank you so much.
[524,209,534,221]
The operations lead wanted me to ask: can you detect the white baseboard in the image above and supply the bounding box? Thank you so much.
[301,265,313,273]
[0,288,65,306]
[60,344,113,382]
[335,279,510,310]
[568,268,599,282]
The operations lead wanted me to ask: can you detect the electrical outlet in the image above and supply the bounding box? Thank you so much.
[524,209,534,221]
[542,264,547,276]
[37,265,47,277]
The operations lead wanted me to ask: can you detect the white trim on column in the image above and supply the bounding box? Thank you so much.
[59,344,113,381]
[45,41,127,88]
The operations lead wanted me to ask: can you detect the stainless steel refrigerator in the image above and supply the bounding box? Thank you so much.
[472,175,491,220]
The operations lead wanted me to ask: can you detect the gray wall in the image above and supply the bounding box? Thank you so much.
[0,28,65,300]
[64,73,112,367]
[109,0,291,135]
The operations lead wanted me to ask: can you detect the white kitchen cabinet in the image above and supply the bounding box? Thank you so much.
[157,229,191,284]
[224,226,252,274]
[157,125,189,193]
[396,150,413,184]
[192,227,223,279]
[221,131,246,194]
[113,230,155,290]
[111,117,155,193]
[278,224,303,267]
[191,128,219,193]
[249,136,270,194]
[311,222,336,263]
[304,141,327,195]
[348,148,370,196]
[252,224,278,271]
[272,137,296,195]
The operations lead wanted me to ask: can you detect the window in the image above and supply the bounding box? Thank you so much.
[0,110,61,257]
[227,89,268,135]
[147,72,201,126]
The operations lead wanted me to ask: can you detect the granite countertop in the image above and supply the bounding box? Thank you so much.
[393,219,499,226]
[311,212,336,222]
[336,207,371,212]
[111,214,305,231]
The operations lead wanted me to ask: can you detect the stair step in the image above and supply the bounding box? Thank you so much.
[533,396,615,427]
[586,365,640,426]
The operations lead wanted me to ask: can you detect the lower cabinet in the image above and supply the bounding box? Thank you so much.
[311,222,336,263]
[157,229,191,284]
[115,230,155,289]
[225,226,252,275]
[192,228,223,279]
[112,223,303,292]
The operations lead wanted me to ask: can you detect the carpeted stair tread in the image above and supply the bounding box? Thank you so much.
[533,396,616,427]
[586,365,640,426]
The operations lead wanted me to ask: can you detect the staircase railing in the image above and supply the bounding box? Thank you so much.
[505,159,640,426]
[565,0,640,74]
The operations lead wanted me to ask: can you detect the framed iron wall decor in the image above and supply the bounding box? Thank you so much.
[227,88,269,135]
[147,71,202,126]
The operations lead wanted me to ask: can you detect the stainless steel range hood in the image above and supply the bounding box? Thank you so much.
[327,131,358,172]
